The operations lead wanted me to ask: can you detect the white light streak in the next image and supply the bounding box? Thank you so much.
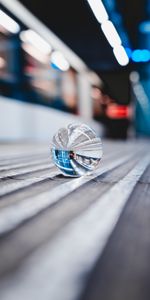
[22,43,48,64]
[113,46,129,66]
[51,51,70,71]
[129,71,140,83]
[86,0,129,66]
[101,20,121,48]
[20,29,52,55]
[0,9,20,34]
[87,0,108,23]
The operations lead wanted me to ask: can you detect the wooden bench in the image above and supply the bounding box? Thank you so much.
[0,140,150,300]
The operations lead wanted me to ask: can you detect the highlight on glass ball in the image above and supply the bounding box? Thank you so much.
[51,123,103,177]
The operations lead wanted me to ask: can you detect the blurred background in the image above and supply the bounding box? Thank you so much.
[0,0,150,141]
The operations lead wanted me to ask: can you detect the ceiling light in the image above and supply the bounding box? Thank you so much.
[113,46,129,66]
[22,43,48,64]
[101,20,121,48]
[51,51,70,71]
[86,0,129,67]
[129,72,140,83]
[0,10,20,34]
[20,29,52,55]
[86,0,108,23]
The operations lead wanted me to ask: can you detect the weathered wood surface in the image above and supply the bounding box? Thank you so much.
[0,140,150,300]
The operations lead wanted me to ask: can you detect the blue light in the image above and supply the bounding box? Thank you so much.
[139,21,150,33]
[125,47,132,58]
[51,62,62,71]
[103,0,115,11]
[111,12,122,24]
[131,49,150,62]
[141,49,150,62]
[132,50,142,62]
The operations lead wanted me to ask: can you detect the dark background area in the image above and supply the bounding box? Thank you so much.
[19,0,146,68]
[19,0,147,103]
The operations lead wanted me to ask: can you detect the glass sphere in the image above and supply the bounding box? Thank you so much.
[51,123,103,177]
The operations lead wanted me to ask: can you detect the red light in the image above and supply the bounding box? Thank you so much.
[106,104,131,119]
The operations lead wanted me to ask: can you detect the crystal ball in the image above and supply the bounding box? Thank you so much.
[51,123,103,177]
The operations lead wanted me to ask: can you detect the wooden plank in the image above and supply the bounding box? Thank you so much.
[0,152,149,300]
[0,153,142,277]
[0,141,149,300]
[0,167,59,197]
[0,144,126,198]
[0,145,49,162]
[0,153,49,167]
[80,164,150,300]
[0,158,50,171]
[0,152,134,236]
[0,162,54,179]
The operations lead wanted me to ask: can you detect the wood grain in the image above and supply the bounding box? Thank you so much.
[0,140,149,300]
